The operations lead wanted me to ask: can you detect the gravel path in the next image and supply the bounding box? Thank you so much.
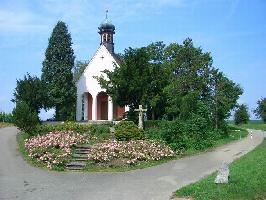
[0,127,264,200]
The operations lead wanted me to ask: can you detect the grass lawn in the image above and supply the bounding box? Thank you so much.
[175,139,266,200]
[0,122,13,128]
[229,120,266,131]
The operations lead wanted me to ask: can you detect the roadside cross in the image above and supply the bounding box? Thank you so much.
[134,105,147,129]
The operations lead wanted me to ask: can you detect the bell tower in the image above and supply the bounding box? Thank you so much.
[98,10,115,53]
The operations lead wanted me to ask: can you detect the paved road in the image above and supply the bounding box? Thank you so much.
[0,127,264,200]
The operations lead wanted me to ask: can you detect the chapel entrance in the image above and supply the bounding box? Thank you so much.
[97,92,108,120]
[87,93,93,120]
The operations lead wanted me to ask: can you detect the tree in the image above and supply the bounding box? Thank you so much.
[210,69,243,129]
[41,21,76,121]
[97,47,151,114]
[145,42,170,119]
[73,60,88,83]
[254,97,266,123]
[12,73,44,114]
[12,101,39,134]
[234,104,249,125]
[163,38,213,120]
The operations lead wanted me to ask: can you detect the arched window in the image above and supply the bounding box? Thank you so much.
[107,34,112,42]
[103,34,107,42]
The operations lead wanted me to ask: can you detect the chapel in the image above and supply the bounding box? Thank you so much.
[76,12,126,121]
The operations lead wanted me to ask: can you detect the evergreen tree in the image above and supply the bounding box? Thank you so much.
[41,21,76,121]
[234,104,249,125]
[254,97,266,123]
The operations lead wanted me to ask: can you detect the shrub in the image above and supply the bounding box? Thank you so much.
[235,104,249,125]
[36,122,110,139]
[12,101,40,135]
[145,118,222,152]
[114,121,143,141]
[144,120,162,130]
[36,121,91,134]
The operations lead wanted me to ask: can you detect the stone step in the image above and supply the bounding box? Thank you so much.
[66,161,86,168]
[73,158,88,162]
[75,151,90,154]
[72,154,88,159]
[75,144,92,149]
[75,148,91,152]
[66,166,84,170]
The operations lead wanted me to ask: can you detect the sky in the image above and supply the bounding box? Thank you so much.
[0,0,265,120]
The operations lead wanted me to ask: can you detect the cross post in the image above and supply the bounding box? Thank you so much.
[134,105,147,129]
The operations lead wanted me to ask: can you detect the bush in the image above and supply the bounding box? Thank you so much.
[235,104,249,125]
[114,121,143,141]
[36,121,91,134]
[36,122,110,139]
[144,120,162,130]
[12,101,40,135]
[145,118,222,152]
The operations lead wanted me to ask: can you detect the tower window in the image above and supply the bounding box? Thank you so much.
[107,34,112,42]
[103,34,107,42]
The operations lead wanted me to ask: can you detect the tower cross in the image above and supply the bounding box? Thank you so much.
[105,9,108,19]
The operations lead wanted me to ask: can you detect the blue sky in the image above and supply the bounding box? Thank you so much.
[0,0,265,119]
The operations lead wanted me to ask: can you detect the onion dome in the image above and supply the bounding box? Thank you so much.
[98,11,115,34]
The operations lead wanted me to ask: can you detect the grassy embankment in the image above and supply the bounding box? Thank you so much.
[0,122,13,128]
[175,139,266,200]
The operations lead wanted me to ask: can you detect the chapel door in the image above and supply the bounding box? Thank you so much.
[101,101,108,120]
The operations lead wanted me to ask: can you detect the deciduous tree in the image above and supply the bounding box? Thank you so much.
[12,73,44,114]
[234,104,249,125]
[254,97,266,123]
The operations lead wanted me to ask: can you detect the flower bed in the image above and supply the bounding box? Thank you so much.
[25,131,88,169]
[87,140,175,165]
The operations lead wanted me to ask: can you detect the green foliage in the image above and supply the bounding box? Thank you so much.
[97,44,170,120]
[12,101,40,135]
[0,112,13,123]
[97,38,242,130]
[114,121,143,141]
[97,47,151,110]
[175,140,266,200]
[12,73,44,114]
[73,60,88,82]
[144,120,162,129]
[41,21,76,121]
[36,122,110,138]
[164,39,213,120]
[254,97,266,123]
[145,103,222,151]
[234,104,249,125]
[211,70,243,129]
